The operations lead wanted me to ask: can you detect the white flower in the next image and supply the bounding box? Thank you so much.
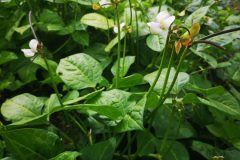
[21,39,39,57]
[99,0,111,8]
[147,11,175,35]
[113,22,125,33]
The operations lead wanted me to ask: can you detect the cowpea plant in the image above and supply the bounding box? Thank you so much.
[0,0,240,159]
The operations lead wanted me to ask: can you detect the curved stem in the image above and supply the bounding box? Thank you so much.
[146,34,170,97]
[159,48,175,101]
[115,5,121,88]
[199,27,240,40]
[147,47,188,125]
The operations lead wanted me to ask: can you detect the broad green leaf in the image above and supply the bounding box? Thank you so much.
[146,33,167,52]
[44,94,61,114]
[207,122,240,150]
[191,141,221,159]
[112,73,145,89]
[144,68,190,95]
[0,128,63,160]
[191,48,218,68]
[70,0,98,5]
[81,13,114,30]
[56,53,103,90]
[38,9,64,32]
[80,138,116,160]
[17,62,39,83]
[50,151,81,160]
[105,32,125,52]
[111,56,135,77]
[66,104,122,120]
[198,91,240,118]
[137,131,157,156]
[72,31,89,46]
[5,13,25,41]
[161,141,189,160]
[152,106,195,139]
[62,90,79,102]
[115,96,146,132]
[185,6,210,26]
[0,51,18,65]
[1,93,44,122]
[63,89,103,105]
[84,43,112,69]
[13,24,30,35]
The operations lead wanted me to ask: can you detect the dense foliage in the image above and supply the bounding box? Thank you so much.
[0,0,240,159]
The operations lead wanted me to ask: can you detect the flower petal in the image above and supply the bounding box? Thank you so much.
[147,22,163,35]
[99,0,111,8]
[162,16,175,29]
[21,49,35,57]
[29,39,39,52]
[156,11,171,23]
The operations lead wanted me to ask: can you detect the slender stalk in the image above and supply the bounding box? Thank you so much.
[192,40,225,50]
[158,0,162,12]
[121,34,127,77]
[52,38,71,54]
[128,0,133,25]
[199,27,240,40]
[68,113,92,144]
[146,34,170,97]
[135,8,139,65]
[115,5,121,88]
[146,47,188,125]
[159,48,175,101]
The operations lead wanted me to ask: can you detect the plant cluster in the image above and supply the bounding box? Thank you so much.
[0,0,240,159]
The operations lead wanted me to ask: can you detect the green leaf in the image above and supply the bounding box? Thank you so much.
[80,138,116,160]
[112,73,145,89]
[137,131,157,156]
[66,104,122,120]
[50,151,81,160]
[198,91,240,118]
[146,33,167,52]
[81,13,114,30]
[162,141,189,160]
[0,51,18,65]
[144,68,190,95]
[207,122,240,150]
[105,32,125,52]
[13,24,30,35]
[39,9,64,25]
[0,128,63,160]
[152,106,195,139]
[56,53,103,90]
[72,31,89,46]
[115,96,146,132]
[111,56,135,77]
[191,48,218,68]
[44,94,61,114]
[191,141,219,159]
[1,93,44,122]
[185,6,210,26]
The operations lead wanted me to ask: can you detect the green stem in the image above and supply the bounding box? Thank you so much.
[159,48,175,101]
[122,34,127,77]
[115,5,121,88]
[68,114,92,144]
[134,8,139,65]
[128,0,133,25]
[147,47,189,124]
[146,34,170,97]
[158,0,162,12]
[42,56,64,108]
